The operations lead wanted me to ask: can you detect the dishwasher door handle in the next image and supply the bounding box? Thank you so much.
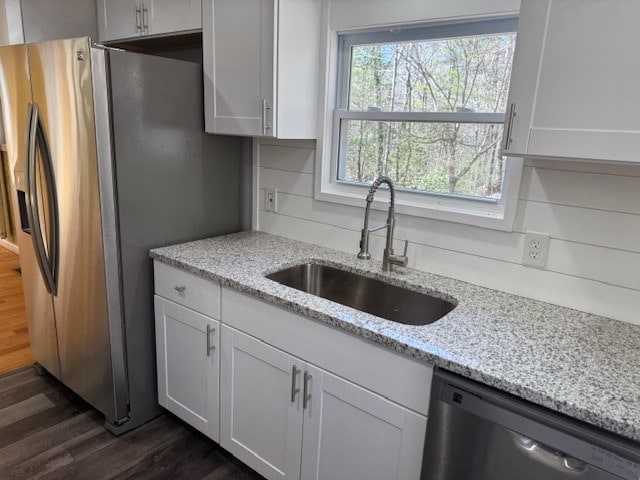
[514,434,587,474]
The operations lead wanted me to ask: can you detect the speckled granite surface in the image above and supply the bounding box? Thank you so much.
[151,231,640,443]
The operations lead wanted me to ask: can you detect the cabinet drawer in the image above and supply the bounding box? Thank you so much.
[154,261,221,319]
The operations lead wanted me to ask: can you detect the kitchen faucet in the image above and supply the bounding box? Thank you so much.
[357,176,409,271]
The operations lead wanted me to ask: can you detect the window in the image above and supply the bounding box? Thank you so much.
[321,17,522,229]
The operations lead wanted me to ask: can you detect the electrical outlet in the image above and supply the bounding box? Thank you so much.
[265,187,277,213]
[522,232,550,268]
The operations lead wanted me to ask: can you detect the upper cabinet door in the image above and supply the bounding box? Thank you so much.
[503,0,640,163]
[204,0,320,139]
[205,0,275,137]
[97,0,141,42]
[97,0,202,43]
[145,0,202,36]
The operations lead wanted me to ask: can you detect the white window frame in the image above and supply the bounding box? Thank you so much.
[315,15,523,232]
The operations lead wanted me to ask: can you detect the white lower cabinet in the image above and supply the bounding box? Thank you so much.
[220,325,303,480]
[301,365,427,480]
[154,296,220,441]
[154,261,429,480]
[220,325,427,480]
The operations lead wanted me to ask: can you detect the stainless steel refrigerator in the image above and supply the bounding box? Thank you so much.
[0,37,243,434]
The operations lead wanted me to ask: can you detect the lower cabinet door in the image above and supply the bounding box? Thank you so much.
[300,365,427,480]
[154,296,219,441]
[220,325,304,480]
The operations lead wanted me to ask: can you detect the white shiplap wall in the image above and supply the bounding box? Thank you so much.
[256,138,640,325]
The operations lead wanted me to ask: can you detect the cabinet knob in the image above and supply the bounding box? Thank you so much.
[174,285,186,293]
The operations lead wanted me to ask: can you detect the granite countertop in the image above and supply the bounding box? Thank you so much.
[150,231,640,443]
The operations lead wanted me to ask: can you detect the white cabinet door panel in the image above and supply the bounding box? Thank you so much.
[97,0,139,42]
[206,0,274,136]
[220,325,303,480]
[204,0,319,138]
[504,0,640,163]
[155,296,219,440]
[501,0,548,156]
[301,366,427,480]
[146,0,202,36]
[532,1,640,132]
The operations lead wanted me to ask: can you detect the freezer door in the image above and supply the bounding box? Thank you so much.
[0,44,61,379]
[26,38,125,422]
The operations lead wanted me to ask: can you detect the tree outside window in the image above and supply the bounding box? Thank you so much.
[335,19,517,202]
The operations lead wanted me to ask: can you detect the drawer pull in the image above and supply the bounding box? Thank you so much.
[290,365,301,403]
[174,285,186,293]
[262,99,271,135]
[303,371,312,409]
[206,323,215,356]
[134,5,142,33]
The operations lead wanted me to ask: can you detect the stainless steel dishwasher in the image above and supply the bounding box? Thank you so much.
[422,370,640,480]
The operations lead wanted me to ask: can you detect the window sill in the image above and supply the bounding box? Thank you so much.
[314,158,523,232]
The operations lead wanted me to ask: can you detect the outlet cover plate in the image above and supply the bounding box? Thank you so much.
[522,231,550,268]
[265,187,277,213]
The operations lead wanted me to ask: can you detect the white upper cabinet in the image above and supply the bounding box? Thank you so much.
[97,0,140,42]
[503,0,640,163]
[203,0,320,138]
[145,0,202,36]
[97,0,202,43]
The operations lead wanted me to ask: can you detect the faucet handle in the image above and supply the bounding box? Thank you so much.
[388,240,409,268]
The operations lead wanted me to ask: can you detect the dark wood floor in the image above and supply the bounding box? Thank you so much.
[0,367,265,480]
[0,246,32,375]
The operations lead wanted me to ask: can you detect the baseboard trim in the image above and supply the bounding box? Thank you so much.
[0,238,19,254]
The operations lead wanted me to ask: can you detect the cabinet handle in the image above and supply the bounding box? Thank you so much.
[261,99,271,135]
[142,4,149,34]
[303,371,312,409]
[290,365,301,403]
[503,102,516,151]
[174,285,186,293]
[206,323,215,356]
[135,5,142,33]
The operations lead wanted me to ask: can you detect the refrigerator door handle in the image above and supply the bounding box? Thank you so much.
[25,103,59,295]
[24,102,49,290]
[37,105,60,295]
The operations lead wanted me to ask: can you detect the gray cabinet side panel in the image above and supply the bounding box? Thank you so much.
[20,0,98,43]
[108,49,242,426]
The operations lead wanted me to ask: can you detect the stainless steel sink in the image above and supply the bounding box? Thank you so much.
[266,263,455,326]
